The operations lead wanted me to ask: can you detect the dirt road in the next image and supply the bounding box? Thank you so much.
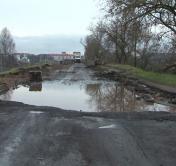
[0,64,176,166]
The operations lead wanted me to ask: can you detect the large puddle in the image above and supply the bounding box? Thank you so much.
[0,79,175,112]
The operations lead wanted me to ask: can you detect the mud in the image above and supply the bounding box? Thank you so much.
[1,63,175,112]
[0,64,176,165]
[0,101,176,166]
[95,69,176,106]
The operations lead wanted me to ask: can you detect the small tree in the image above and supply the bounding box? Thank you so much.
[0,28,16,70]
[84,22,108,66]
[0,27,15,54]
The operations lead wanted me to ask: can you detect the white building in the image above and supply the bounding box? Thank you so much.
[53,54,64,62]
[14,53,30,63]
[48,51,83,63]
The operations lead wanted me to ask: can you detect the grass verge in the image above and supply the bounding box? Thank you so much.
[102,64,176,87]
[0,63,50,76]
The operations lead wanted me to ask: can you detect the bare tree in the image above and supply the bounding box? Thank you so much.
[84,0,175,71]
[0,27,15,54]
[84,22,109,66]
[0,27,16,71]
[104,0,176,34]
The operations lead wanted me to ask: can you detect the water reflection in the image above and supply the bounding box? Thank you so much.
[29,82,42,92]
[86,83,145,112]
[0,80,175,112]
[0,89,13,101]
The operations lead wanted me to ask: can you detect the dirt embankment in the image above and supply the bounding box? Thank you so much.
[0,64,70,94]
[0,64,48,92]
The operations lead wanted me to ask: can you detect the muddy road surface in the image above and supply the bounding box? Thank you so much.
[0,64,176,166]
[0,63,175,112]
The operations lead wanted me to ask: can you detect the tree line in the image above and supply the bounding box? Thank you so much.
[0,27,17,71]
[84,0,176,71]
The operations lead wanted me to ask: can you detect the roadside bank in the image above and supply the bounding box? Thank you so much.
[94,64,176,106]
[0,63,70,94]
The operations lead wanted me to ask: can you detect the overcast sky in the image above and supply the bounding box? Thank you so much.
[0,0,99,37]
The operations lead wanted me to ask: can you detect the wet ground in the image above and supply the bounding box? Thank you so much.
[1,101,176,166]
[1,64,176,166]
[0,63,175,112]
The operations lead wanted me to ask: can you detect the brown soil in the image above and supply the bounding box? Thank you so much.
[0,64,71,90]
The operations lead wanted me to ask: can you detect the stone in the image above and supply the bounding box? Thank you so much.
[142,94,155,103]
[169,98,176,105]
[29,71,42,82]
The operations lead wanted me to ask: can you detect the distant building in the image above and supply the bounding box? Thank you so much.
[51,53,74,63]
[63,53,74,61]
[50,52,82,64]
[53,54,63,62]
[14,51,84,64]
[14,53,31,63]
